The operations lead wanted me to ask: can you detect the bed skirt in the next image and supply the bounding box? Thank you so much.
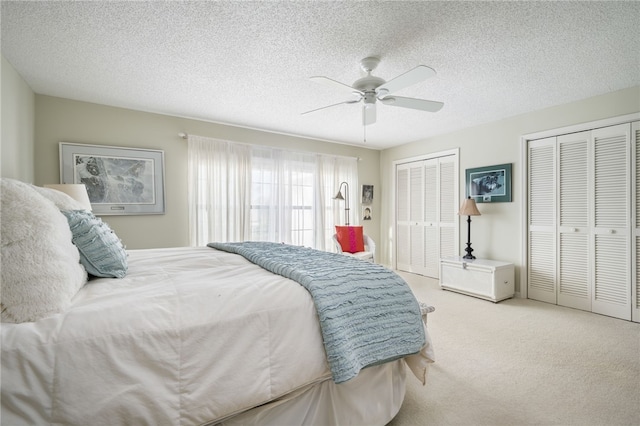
[214,359,406,426]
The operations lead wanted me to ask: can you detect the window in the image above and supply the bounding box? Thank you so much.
[188,135,357,250]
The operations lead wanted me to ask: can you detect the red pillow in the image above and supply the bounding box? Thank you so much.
[335,226,365,253]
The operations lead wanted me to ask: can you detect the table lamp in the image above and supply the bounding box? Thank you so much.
[458,196,481,259]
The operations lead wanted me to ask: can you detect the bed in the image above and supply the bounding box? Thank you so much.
[0,178,434,425]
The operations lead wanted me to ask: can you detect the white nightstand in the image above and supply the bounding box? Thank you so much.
[439,256,514,302]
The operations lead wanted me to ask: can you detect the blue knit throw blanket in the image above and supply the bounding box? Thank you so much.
[207,241,425,383]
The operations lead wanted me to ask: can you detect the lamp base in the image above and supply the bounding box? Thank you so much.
[463,243,475,260]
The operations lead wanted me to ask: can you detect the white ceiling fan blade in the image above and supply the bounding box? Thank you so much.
[362,104,376,126]
[302,99,360,115]
[310,76,364,95]
[381,96,444,112]
[376,65,436,96]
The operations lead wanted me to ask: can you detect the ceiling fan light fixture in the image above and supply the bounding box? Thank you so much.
[363,103,376,126]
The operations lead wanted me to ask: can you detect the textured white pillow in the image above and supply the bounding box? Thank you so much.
[31,185,87,211]
[0,178,87,323]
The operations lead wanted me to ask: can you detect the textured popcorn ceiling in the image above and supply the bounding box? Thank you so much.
[2,1,639,149]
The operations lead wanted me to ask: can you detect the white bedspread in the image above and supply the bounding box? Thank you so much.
[1,246,433,425]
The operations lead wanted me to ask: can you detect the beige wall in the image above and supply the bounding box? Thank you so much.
[380,85,640,292]
[34,95,381,249]
[1,55,35,181]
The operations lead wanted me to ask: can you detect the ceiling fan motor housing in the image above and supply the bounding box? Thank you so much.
[363,92,377,105]
[353,75,385,92]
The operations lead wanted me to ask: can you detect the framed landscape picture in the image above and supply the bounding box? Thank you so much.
[465,163,512,203]
[59,142,165,215]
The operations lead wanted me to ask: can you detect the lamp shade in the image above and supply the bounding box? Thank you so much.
[44,184,92,211]
[458,196,481,216]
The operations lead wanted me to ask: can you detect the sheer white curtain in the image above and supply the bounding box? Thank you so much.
[188,134,358,250]
[187,135,251,246]
[250,147,319,246]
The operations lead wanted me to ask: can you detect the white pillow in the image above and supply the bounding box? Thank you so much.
[31,185,87,211]
[0,178,87,323]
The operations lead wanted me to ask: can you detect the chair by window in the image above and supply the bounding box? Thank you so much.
[332,231,376,263]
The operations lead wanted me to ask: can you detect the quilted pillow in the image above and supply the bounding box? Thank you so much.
[335,226,365,253]
[1,178,87,323]
[62,210,128,278]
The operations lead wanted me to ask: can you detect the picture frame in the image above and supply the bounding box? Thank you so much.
[465,163,512,203]
[362,206,372,221]
[59,142,165,215]
[361,184,374,205]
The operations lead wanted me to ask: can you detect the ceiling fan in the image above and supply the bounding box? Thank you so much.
[303,57,444,126]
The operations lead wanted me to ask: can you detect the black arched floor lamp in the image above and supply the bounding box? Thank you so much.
[333,182,350,226]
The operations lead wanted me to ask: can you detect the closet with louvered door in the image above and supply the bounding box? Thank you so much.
[396,152,458,278]
[527,122,636,321]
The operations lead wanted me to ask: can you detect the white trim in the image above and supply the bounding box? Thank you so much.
[393,148,459,166]
[522,113,640,141]
[520,112,640,302]
[520,134,529,299]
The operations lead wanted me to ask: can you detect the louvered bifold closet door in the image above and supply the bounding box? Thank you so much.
[422,160,438,277]
[396,165,411,270]
[557,132,591,311]
[632,121,639,323]
[528,137,557,304]
[591,124,631,320]
[396,162,426,274]
[439,156,458,265]
[410,163,426,274]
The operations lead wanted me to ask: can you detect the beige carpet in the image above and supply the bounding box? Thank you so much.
[388,272,640,426]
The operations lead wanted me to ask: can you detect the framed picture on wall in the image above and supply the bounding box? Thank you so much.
[363,206,372,221]
[59,142,165,215]
[361,184,373,205]
[465,163,512,203]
